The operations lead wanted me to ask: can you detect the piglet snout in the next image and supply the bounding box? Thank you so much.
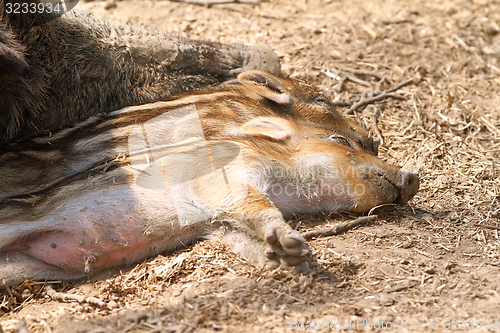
[395,172,419,205]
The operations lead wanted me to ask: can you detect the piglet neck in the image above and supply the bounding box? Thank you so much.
[249,157,353,218]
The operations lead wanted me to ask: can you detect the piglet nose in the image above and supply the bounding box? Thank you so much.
[396,172,419,205]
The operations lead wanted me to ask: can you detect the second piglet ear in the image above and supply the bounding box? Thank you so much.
[237,70,292,105]
[239,117,294,141]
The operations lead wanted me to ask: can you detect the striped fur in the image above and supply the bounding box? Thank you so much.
[0,70,418,286]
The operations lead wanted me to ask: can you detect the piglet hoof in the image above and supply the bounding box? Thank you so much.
[292,262,310,274]
[264,229,309,270]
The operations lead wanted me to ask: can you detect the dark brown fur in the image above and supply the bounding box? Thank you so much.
[0,0,280,147]
[0,29,27,76]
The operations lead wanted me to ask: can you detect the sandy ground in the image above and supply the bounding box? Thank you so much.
[1,0,499,332]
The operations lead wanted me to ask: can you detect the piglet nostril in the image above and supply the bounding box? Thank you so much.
[396,172,420,205]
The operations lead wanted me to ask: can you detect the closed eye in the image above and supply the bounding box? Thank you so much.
[314,94,330,106]
[326,134,353,148]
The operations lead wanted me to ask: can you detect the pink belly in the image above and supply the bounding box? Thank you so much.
[3,184,205,274]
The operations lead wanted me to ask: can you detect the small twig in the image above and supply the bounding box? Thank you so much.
[304,215,377,240]
[345,75,372,87]
[344,92,405,115]
[475,224,500,230]
[368,203,397,216]
[333,66,386,81]
[414,248,434,259]
[374,77,386,93]
[341,78,414,115]
[386,280,417,293]
[102,152,128,172]
[44,285,105,307]
[386,78,415,94]
[382,19,413,25]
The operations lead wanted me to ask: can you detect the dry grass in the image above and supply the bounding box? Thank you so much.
[1,0,499,332]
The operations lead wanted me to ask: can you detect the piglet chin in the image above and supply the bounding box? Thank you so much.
[267,184,356,218]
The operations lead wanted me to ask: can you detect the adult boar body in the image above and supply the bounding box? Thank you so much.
[0,71,419,287]
[0,0,280,146]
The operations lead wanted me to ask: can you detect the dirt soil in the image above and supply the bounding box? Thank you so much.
[1,0,500,332]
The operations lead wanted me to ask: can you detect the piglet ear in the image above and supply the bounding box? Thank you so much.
[239,117,294,141]
[237,70,292,105]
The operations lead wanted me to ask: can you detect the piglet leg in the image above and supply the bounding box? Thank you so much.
[214,186,309,271]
